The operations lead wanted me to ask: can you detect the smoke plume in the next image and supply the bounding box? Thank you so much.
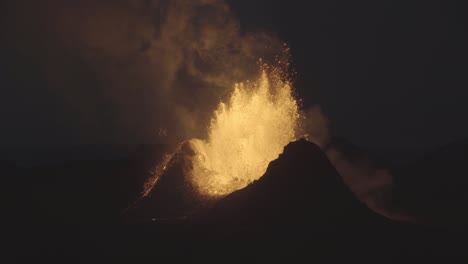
[5,0,409,223]
[3,0,285,146]
[323,137,415,222]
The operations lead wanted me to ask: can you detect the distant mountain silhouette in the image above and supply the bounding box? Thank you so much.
[324,137,368,162]
[3,150,158,224]
[392,138,468,228]
[322,137,418,223]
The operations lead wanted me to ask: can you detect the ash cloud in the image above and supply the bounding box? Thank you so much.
[2,0,284,147]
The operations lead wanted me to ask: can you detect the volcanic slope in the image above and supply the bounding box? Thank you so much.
[188,139,397,238]
[124,141,213,222]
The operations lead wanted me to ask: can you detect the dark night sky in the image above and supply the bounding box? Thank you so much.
[228,0,468,149]
[1,0,467,162]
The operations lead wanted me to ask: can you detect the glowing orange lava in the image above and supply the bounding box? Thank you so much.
[189,69,301,196]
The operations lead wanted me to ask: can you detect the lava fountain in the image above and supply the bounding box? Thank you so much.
[188,67,301,196]
[142,64,302,200]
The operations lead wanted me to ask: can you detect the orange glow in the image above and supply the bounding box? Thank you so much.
[188,68,301,196]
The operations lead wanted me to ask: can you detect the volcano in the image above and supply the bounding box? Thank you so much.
[124,141,213,222]
[187,139,393,237]
[6,139,467,258]
[119,139,464,258]
[125,139,395,233]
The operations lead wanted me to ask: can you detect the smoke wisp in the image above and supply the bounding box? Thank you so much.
[3,0,287,147]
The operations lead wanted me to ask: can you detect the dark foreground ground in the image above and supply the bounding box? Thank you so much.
[3,139,468,260]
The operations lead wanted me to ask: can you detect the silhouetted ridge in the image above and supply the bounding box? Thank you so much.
[124,141,211,222]
[191,139,391,237]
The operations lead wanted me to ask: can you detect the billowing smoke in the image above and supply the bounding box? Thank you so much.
[323,137,415,222]
[4,0,409,222]
[3,0,286,147]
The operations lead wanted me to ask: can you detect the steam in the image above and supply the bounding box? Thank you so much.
[323,138,414,222]
[300,109,412,222]
[6,0,285,146]
[301,105,331,149]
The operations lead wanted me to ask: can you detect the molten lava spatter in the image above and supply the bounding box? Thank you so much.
[142,65,302,200]
[189,69,301,196]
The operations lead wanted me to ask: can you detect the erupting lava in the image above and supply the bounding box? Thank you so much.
[142,64,302,200]
[189,68,301,196]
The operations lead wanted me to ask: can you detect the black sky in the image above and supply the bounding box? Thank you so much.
[228,0,468,149]
[1,0,467,162]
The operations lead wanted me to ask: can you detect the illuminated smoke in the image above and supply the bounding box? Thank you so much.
[5,0,285,146]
